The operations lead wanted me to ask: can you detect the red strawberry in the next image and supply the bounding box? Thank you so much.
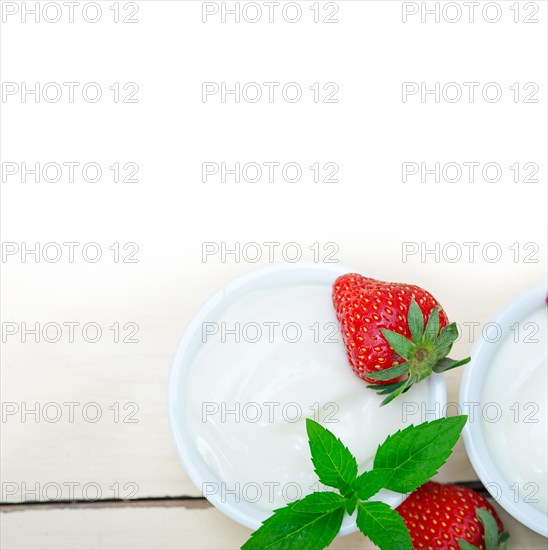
[396,481,508,550]
[332,274,470,404]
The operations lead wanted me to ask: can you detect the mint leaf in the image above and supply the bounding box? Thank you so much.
[306,418,357,494]
[407,300,424,344]
[356,501,412,550]
[381,329,415,360]
[353,469,390,500]
[373,416,467,493]
[345,496,357,515]
[292,492,345,513]
[241,501,344,550]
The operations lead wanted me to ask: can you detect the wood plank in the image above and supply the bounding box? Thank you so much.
[1,261,543,501]
[1,500,546,550]
[1,0,546,505]
[0,266,480,503]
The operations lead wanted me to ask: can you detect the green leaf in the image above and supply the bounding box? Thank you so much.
[457,541,478,550]
[434,322,459,352]
[498,531,510,550]
[381,329,415,360]
[344,496,357,515]
[368,380,407,395]
[373,416,467,493]
[291,492,345,514]
[241,501,344,550]
[352,469,391,500]
[476,508,504,550]
[423,307,440,343]
[379,381,413,394]
[366,363,410,381]
[366,380,402,392]
[306,418,357,494]
[356,501,412,550]
[381,377,412,406]
[407,300,424,344]
[432,356,471,374]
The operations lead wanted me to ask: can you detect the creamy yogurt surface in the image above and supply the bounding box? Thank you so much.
[185,283,432,512]
[481,306,548,514]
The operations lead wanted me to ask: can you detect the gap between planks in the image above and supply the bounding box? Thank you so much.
[0,496,211,513]
[0,481,487,513]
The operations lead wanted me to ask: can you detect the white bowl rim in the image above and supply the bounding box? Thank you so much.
[168,262,448,535]
[459,281,548,538]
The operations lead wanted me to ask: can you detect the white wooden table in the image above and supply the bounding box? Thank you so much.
[1,1,546,548]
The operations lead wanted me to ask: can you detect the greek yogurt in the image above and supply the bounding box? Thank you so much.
[481,306,548,515]
[185,283,434,512]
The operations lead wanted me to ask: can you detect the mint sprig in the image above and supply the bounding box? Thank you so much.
[241,416,467,550]
[367,300,471,405]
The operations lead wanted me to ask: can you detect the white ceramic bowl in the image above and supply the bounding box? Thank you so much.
[168,263,447,535]
[460,282,547,537]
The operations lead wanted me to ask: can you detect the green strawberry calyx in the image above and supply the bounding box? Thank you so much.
[457,507,509,550]
[366,300,470,405]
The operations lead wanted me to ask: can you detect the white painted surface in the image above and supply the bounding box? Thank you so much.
[1,0,546,548]
[1,500,547,550]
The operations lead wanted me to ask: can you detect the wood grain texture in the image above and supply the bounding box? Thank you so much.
[1,267,484,503]
[1,500,546,550]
